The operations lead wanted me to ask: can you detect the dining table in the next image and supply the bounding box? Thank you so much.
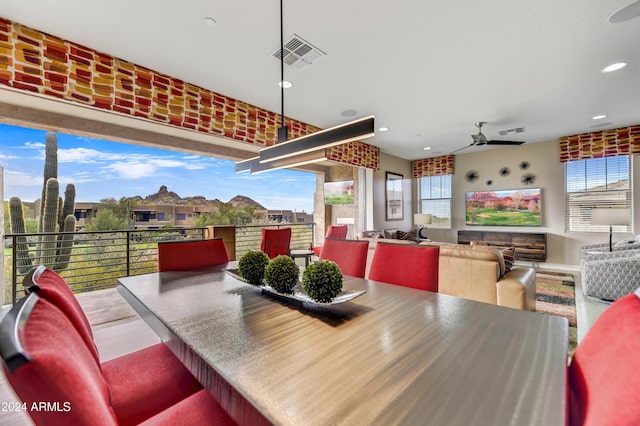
[117,263,568,426]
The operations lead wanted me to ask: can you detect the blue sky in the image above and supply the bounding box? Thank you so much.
[0,123,316,212]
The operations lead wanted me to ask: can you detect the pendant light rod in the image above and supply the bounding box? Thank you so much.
[278,0,288,142]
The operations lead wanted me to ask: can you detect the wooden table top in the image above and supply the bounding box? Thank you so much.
[118,264,568,426]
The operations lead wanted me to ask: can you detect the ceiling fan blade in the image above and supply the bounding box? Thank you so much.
[450,143,474,154]
[486,140,525,146]
[609,0,640,23]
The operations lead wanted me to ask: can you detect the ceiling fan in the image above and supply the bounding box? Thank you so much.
[451,121,525,154]
[609,0,640,23]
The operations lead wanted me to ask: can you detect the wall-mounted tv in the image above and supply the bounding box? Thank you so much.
[466,188,542,226]
[324,180,354,205]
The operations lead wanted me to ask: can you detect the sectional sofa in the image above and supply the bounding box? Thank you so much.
[360,236,536,311]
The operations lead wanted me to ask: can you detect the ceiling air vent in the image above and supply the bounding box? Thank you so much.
[498,127,526,136]
[272,34,326,71]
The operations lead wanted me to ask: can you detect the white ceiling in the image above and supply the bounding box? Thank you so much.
[1,0,639,160]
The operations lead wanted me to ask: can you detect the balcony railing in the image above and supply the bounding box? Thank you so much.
[3,223,314,305]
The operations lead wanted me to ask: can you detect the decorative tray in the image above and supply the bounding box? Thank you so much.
[224,268,365,305]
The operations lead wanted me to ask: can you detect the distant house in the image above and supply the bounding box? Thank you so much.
[267,210,313,224]
[73,203,311,229]
[74,202,101,228]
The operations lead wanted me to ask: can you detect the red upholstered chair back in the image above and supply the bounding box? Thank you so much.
[325,225,348,239]
[368,243,439,292]
[312,225,349,256]
[567,290,640,426]
[23,265,100,364]
[260,227,292,259]
[0,293,118,425]
[158,238,229,272]
[319,239,370,278]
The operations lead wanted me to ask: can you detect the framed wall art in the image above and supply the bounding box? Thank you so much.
[386,171,404,220]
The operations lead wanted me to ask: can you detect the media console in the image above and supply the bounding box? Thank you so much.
[457,230,547,262]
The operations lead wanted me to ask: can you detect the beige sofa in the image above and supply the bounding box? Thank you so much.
[363,240,536,311]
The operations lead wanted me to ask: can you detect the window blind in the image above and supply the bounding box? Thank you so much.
[565,156,632,232]
[419,174,452,228]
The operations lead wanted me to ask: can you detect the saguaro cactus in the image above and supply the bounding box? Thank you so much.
[9,197,33,274]
[8,132,77,273]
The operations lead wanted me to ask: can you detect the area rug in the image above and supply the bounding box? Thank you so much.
[535,269,577,356]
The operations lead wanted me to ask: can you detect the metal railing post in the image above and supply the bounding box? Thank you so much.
[11,235,17,305]
[126,230,131,277]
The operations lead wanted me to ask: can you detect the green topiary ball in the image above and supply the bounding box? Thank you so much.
[238,250,270,285]
[302,260,343,303]
[264,255,300,294]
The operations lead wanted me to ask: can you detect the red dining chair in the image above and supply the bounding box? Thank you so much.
[22,266,205,425]
[567,289,640,426]
[312,224,349,256]
[0,292,236,426]
[319,239,369,278]
[368,243,439,292]
[158,238,229,272]
[259,227,292,259]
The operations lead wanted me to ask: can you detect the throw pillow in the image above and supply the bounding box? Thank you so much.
[501,247,515,273]
[361,230,384,239]
[397,230,419,242]
[614,239,635,247]
[384,229,399,239]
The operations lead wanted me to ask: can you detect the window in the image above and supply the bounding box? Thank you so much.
[177,213,186,221]
[565,156,632,232]
[157,213,165,221]
[419,174,452,228]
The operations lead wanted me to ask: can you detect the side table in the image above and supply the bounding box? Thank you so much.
[290,249,314,267]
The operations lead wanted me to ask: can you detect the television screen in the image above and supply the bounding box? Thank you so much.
[324,180,354,205]
[465,188,542,226]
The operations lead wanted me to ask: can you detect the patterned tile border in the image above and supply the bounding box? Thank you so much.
[0,17,379,170]
[559,125,640,162]
[412,155,455,178]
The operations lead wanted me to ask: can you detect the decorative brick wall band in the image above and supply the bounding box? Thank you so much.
[412,155,455,178]
[327,141,380,170]
[559,125,640,162]
[0,18,379,170]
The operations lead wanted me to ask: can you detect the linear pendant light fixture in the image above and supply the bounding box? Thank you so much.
[236,149,328,174]
[234,0,375,174]
[259,115,374,164]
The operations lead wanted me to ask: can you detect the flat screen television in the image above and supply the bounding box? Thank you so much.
[465,188,542,226]
[324,180,354,205]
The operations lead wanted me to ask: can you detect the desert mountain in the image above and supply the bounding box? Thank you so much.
[228,195,266,210]
[139,185,266,209]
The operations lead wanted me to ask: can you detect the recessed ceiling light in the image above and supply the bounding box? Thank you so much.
[378,127,388,132]
[592,114,607,120]
[423,147,431,150]
[601,62,628,73]
[278,80,292,89]
[203,17,217,26]
[340,109,357,117]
